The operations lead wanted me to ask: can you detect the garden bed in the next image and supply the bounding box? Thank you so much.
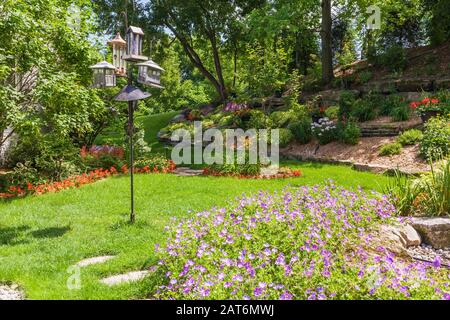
[281,137,431,175]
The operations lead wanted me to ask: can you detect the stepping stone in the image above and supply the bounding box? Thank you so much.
[0,284,24,300]
[100,270,150,286]
[77,255,115,267]
[173,167,203,177]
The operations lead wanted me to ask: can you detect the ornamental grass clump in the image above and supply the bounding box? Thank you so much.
[154,184,449,300]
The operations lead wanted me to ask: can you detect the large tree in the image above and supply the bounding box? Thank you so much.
[321,0,334,84]
[0,0,108,167]
[149,0,265,102]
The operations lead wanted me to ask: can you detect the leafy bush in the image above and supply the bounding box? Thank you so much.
[397,129,423,146]
[351,99,377,122]
[311,118,338,145]
[338,121,361,145]
[380,95,404,116]
[270,111,292,128]
[208,151,262,177]
[81,154,125,172]
[324,106,339,120]
[288,118,313,144]
[420,117,450,161]
[390,105,410,122]
[358,70,373,84]
[338,91,357,120]
[217,115,235,127]
[278,128,294,148]
[378,45,407,72]
[154,184,448,300]
[135,155,175,172]
[380,143,402,156]
[246,110,272,129]
[386,161,450,217]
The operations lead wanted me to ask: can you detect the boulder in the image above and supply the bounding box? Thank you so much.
[435,79,450,90]
[395,79,434,92]
[396,92,428,102]
[411,217,450,249]
[400,224,422,247]
[370,224,421,257]
[373,225,408,256]
[199,104,215,116]
[170,114,186,123]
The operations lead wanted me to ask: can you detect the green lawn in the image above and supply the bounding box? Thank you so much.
[95,111,178,154]
[0,162,392,299]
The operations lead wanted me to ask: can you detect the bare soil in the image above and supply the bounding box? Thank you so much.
[282,137,430,174]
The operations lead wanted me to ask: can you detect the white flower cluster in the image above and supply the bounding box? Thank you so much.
[311,118,336,136]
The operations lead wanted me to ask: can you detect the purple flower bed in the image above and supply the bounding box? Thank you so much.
[154,183,450,300]
[223,102,248,113]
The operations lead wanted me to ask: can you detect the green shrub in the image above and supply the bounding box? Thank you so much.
[379,45,407,72]
[338,91,357,120]
[358,70,373,84]
[217,115,235,127]
[288,118,313,144]
[390,104,410,122]
[2,162,44,192]
[380,95,405,116]
[397,129,423,146]
[386,160,450,217]
[246,110,272,129]
[324,106,339,120]
[135,155,173,171]
[420,117,450,161]
[351,99,377,122]
[339,121,361,145]
[278,128,294,148]
[270,111,292,128]
[311,118,338,145]
[208,151,262,176]
[379,142,402,156]
[82,154,125,171]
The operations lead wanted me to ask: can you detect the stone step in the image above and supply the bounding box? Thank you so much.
[0,284,24,300]
[76,255,116,267]
[100,270,151,286]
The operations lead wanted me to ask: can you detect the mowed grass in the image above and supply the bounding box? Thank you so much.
[95,111,178,154]
[0,162,392,300]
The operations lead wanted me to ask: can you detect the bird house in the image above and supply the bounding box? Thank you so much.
[124,26,148,62]
[108,32,127,76]
[90,61,117,88]
[137,59,164,88]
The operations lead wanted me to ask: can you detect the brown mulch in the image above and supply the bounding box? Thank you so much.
[282,137,431,174]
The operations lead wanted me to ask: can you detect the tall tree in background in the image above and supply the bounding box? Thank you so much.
[321,0,334,84]
[149,0,265,102]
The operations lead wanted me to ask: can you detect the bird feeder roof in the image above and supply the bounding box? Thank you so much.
[108,32,126,46]
[114,85,151,102]
[136,59,165,72]
[127,26,144,35]
[90,61,117,70]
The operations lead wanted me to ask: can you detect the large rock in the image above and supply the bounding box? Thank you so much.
[400,224,422,247]
[411,217,450,249]
[370,224,421,257]
[395,79,434,92]
[435,79,450,90]
[170,114,186,123]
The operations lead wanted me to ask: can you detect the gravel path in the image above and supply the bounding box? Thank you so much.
[408,244,450,267]
[0,284,24,300]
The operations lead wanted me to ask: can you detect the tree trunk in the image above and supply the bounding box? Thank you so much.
[208,31,228,101]
[165,22,228,102]
[321,0,333,84]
